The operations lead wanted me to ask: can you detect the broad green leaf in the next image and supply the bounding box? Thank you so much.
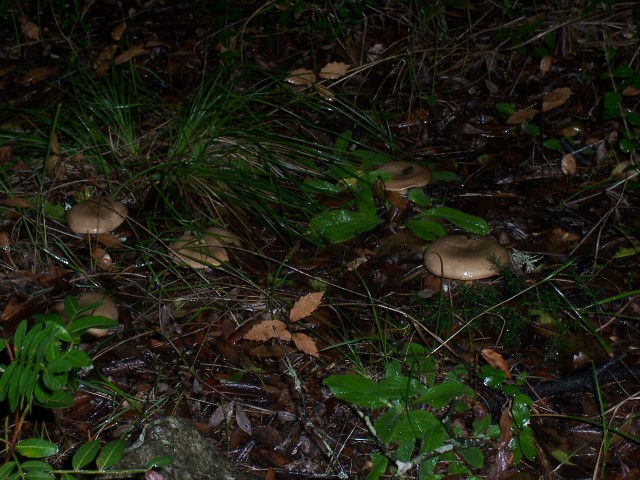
[417,207,488,235]
[417,381,474,408]
[375,410,442,443]
[66,316,118,337]
[323,375,387,408]
[512,393,532,429]
[42,368,66,391]
[419,422,447,454]
[365,453,388,480]
[518,426,537,461]
[495,102,515,115]
[406,219,446,241]
[43,202,65,221]
[396,437,416,462]
[478,365,506,389]
[145,455,173,469]
[13,321,27,352]
[309,209,381,243]
[406,189,431,207]
[35,388,73,409]
[472,415,491,434]
[15,438,58,458]
[96,439,125,470]
[458,446,483,468]
[613,65,634,77]
[378,374,423,403]
[63,296,80,319]
[60,473,78,480]
[61,348,92,368]
[301,179,342,195]
[0,361,18,401]
[626,111,640,127]
[19,460,52,472]
[0,462,16,477]
[431,171,461,182]
[620,138,637,153]
[72,440,101,470]
[602,91,622,120]
[543,138,562,150]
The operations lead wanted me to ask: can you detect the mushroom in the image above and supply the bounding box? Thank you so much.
[169,227,240,269]
[423,235,510,280]
[377,161,431,194]
[67,197,128,235]
[52,292,119,338]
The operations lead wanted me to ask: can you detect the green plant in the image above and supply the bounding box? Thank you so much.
[0,296,170,479]
[323,343,535,479]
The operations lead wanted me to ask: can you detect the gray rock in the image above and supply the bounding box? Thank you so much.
[111,417,257,480]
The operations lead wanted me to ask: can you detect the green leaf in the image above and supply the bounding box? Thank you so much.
[43,202,65,221]
[365,453,388,480]
[375,410,443,443]
[431,171,461,182]
[417,381,474,408]
[35,388,73,409]
[613,65,634,77]
[396,437,416,462]
[96,440,125,470]
[512,393,532,429]
[0,361,18,402]
[602,91,622,120]
[66,316,118,337]
[60,473,78,480]
[72,440,101,470]
[13,320,27,352]
[406,189,431,207]
[495,102,515,115]
[620,138,637,153]
[301,179,342,195]
[517,426,537,461]
[145,455,173,469]
[458,446,483,468]
[61,348,92,368]
[323,375,388,408]
[20,460,52,472]
[543,138,562,150]
[309,209,381,243]
[406,219,446,241]
[64,296,80,319]
[418,207,488,235]
[0,462,16,477]
[15,439,58,458]
[419,420,447,454]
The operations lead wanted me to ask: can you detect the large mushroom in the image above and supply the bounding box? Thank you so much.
[169,227,240,269]
[424,235,510,280]
[377,161,431,195]
[66,197,128,235]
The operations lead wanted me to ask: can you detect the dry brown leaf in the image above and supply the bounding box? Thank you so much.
[313,83,335,102]
[0,146,12,166]
[542,87,571,112]
[0,197,30,209]
[235,404,252,435]
[247,344,295,357]
[561,153,576,176]
[319,61,349,80]
[114,45,148,65]
[539,55,552,75]
[506,108,538,125]
[46,155,63,179]
[111,21,126,41]
[92,247,113,272]
[20,16,41,41]
[291,332,319,357]
[290,291,325,322]
[243,319,291,342]
[20,66,57,85]
[480,348,511,379]
[623,85,640,96]
[50,133,60,155]
[284,68,316,86]
[94,45,118,77]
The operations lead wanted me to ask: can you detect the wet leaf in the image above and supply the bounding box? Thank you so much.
[374,410,443,443]
[405,219,446,241]
[319,61,349,79]
[602,91,622,120]
[309,209,382,244]
[416,381,474,408]
[290,291,324,322]
[243,320,291,342]
[507,108,539,124]
[72,440,100,470]
[16,438,58,458]
[365,453,388,480]
[512,393,532,429]
[458,446,483,468]
[542,87,571,112]
[417,207,488,235]
[96,439,124,470]
[291,333,319,357]
[481,349,511,380]
[285,68,316,86]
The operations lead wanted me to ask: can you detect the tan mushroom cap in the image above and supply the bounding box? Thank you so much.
[424,235,510,280]
[170,233,229,269]
[52,292,119,338]
[204,227,242,247]
[67,197,128,234]
[377,161,431,194]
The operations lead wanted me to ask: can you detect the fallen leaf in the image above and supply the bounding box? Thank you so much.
[114,45,148,65]
[539,55,552,75]
[0,146,12,165]
[111,21,126,41]
[290,291,325,322]
[291,333,319,357]
[313,83,336,102]
[243,319,291,342]
[481,348,511,379]
[50,133,60,155]
[19,66,57,85]
[561,153,576,176]
[284,68,316,86]
[94,45,118,77]
[20,16,41,41]
[46,154,63,179]
[506,108,538,125]
[0,198,30,209]
[319,61,349,80]
[235,403,252,435]
[542,87,571,112]
[623,85,640,96]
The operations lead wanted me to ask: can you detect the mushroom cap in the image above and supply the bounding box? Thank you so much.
[204,227,242,247]
[53,292,119,338]
[377,161,431,194]
[424,235,510,280]
[67,197,128,234]
[169,233,229,269]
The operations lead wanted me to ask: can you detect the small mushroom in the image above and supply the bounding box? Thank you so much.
[67,197,128,234]
[52,292,119,338]
[377,161,431,194]
[424,235,510,280]
[169,227,241,269]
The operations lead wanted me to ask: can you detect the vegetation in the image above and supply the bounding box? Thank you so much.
[0,0,639,479]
